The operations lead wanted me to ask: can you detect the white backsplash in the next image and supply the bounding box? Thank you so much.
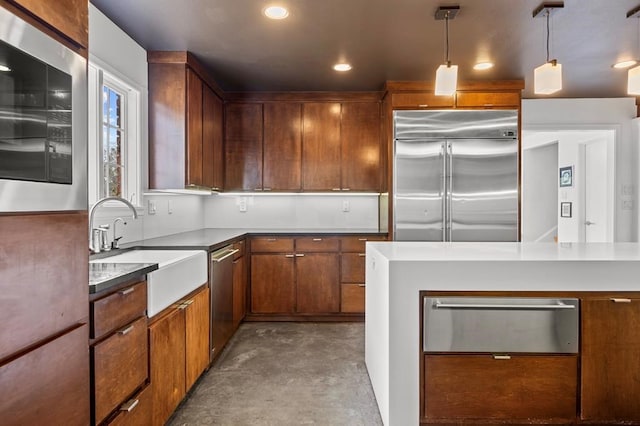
[204,194,380,229]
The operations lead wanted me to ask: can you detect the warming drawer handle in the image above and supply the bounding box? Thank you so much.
[119,398,139,412]
[211,248,239,262]
[433,301,575,310]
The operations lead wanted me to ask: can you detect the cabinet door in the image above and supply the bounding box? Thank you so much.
[341,102,381,191]
[581,298,640,421]
[263,102,302,191]
[341,253,365,283]
[233,255,247,328]
[455,91,520,108]
[250,254,295,313]
[341,284,365,313]
[107,384,152,426]
[224,103,263,190]
[203,85,224,191]
[391,92,454,109]
[0,325,89,426]
[186,68,203,187]
[11,0,88,49]
[149,308,185,426]
[296,253,340,313]
[185,287,210,390]
[302,103,341,190]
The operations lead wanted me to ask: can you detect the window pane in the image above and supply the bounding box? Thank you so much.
[109,89,121,128]
[102,86,108,124]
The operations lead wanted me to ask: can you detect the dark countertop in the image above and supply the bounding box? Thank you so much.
[121,227,386,252]
[89,262,158,294]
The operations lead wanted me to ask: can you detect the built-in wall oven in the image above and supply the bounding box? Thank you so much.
[0,6,87,212]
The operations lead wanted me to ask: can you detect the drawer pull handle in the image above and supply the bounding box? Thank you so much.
[332,188,341,191]
[285,254,295,258]
[358,253,366,257]
[418,104,429,107]
[313,238,323,241]
[611,298,632,303]
[267,238,277,242]
[358,238,367,241]
[182,299,194,306]
[119,287,135,296]
[118,325,134,335]
[493,355,511,360]
[263,188,272,191]
[295,253,305,257]
[358,284,366,287]
[119,398,139,412]
[342,188,350,191]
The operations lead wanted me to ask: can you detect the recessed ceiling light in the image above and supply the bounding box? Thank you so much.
[0,64,10,72]
[613,59,638,69]
[473,62,494,71]
[263,5,289,20]
[333,63,352,72]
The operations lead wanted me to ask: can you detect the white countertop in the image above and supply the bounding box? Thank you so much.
[369,241,640,262]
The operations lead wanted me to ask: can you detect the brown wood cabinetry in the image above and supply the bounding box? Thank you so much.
[251,252,296,313]
[264,103,302,191]
[302,103,342,190]
[390,92,454,109]
[225,103,264,190]
[341,102,381,191]
[106,384,152,426]
[424,354,577,422]
[581,297,640,422]
[148,52,224,191]
[233,240,248,329]
[149,286,210,426]
[339,236,386,313]
[455,91,520,108]
[296,252,340,313]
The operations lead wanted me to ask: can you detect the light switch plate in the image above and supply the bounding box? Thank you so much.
[238,197,247,212]
[148,200,156,215]
[342,200,350,212]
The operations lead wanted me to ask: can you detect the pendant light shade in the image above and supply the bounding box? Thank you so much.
[628,65,640,95]
[533,3,563,95]
[435,63,458,96]
[534,60,562,95]
[434,6,459,96]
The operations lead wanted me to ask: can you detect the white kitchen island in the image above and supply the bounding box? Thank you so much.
[364,242,640,426]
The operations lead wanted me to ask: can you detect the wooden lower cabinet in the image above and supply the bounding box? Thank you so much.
[233,254,247,328]
[107,384,152,426]
[423,354,577,422]
[581,297,640,422]
[296,253,340,313]
[185,287,210,390]
[251,253,295,313]
[341,284,365,313]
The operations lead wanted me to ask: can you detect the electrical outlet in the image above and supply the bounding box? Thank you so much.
[238,197,247,212]
[622,200,634,210]
[148,200,156,215]
[167,200,173,214]
[342,200,350,212]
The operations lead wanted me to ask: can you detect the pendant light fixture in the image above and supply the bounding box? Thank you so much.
[533,2,564,95]
[627,5,640,95]
[434,6,459,96]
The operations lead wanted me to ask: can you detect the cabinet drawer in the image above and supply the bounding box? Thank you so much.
[424,354,577,421]
[93,316,148,425]
[455,91,520,108]
[92,281,147,339]
[251,237,294,253]
[296,237,340,252]
[341,235,386,252]
[341,284,365,313]
[391,92,454,109]
[341,253,365,283]
[233,239,245,259]
[106,384,151,426]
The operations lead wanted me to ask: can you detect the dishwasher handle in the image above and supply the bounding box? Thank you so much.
[433,301,576,310]
[211,248,239,263]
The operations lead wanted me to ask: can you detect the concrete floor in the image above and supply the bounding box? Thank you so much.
[169,322,383,426]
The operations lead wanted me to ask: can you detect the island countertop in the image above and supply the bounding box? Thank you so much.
[364,242,640,426]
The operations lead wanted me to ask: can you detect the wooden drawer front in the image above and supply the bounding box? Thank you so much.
[107,384,151,426]
[92,281,147,339]
[341,235,386,252]
[295,237,340,252]
[233,239,245,259]
[0,325,89,426]
[251,237,294,253]
[341,284,365,313]
[455,91,520,108]
[93,317,148,425]
[424,354,577,421]
[341,253,365,283]
[391,92,454,109]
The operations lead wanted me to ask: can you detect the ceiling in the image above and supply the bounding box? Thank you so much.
[90,0,640,98]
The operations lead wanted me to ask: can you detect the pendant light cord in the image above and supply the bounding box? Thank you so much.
[546,11,550,63]
[445,14,450,65]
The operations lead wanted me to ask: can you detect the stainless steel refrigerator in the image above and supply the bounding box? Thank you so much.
[393,110,519,241]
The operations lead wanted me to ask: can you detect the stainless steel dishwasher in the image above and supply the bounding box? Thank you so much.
[423,297,579,353]
[210,245,239,361]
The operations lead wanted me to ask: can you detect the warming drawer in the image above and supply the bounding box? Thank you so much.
[423,297,579,353]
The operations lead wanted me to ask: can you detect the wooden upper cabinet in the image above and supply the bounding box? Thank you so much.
[391,92,454,109]
[581,297,640,422]
[302,103,342,191]
[341,102,381,191]
[203,85,224,191]
[263,103,302,191]
[186,68,203,187]
[224,103,263,191]
[10,0,88,49]
[455,91,520,108]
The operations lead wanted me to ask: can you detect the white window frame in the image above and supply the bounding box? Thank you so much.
[88,57,142,209]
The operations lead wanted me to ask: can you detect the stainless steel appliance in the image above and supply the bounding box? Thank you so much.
[394,110,518,241]
[209,245,239,361]
[0,7,87,212]
[423,297,579,353]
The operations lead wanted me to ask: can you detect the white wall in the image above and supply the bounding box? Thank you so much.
[88,5,205,243]
[522,142,558,242]
[204,194,379,230]
[522,98,637,242]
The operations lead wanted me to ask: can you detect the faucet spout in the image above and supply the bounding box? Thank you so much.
[89,196,138,253]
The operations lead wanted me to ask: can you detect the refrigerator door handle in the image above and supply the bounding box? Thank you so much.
[447,142,453,242]
[441,142,447,242]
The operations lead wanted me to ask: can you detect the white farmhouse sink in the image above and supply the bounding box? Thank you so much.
[91,250,207,317]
